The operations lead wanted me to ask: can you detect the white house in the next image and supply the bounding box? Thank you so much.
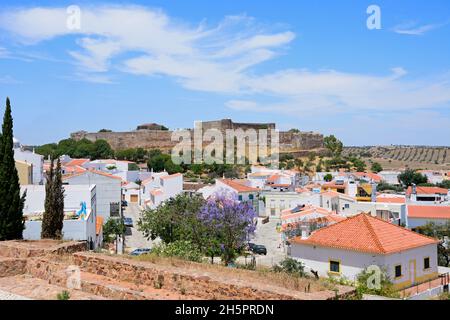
[264,191,321,218]
[20,184,99,247]
[289,213,439,290]
[122,181,140,204]
[247,165,299,191]
[405,205,450,229]
[419,170,445,185]
[63,169,122,220]
[198,179,260,213]
[14,141,44,185]
[378,171,401,185]
[406,186,449,203]
[141,172,184,209]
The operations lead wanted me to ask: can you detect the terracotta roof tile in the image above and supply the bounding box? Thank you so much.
[406,186,448,196]
[65,159,90,167]
[291,213,438,254]
[219,179,259,193]
[408,205,450,219]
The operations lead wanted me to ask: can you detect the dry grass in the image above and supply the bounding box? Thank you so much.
[130,254,330,292]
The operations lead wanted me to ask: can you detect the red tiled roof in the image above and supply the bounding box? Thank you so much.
[408,205,450,219]
[406,186,448,196]
[63,165,87,175]
[376,196,406,204]
[65,159,90,167]
[291,213,438,254]
[354,172,382,182]
[219,179,259,193]
[323,182,346,189]
[63,168,122,181]
[267,183,290,187]
[267,174,280,183]
[160,173,182,180]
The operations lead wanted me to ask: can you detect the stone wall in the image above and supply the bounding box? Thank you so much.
[0,258,27,277]
[0,240,87,258]
[71,119,324,154]
[72,252,354,300]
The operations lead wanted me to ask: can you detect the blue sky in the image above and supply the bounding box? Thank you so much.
[0,0,449,146]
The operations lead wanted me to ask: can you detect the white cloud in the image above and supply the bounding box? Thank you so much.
[392,21,447,36]
[0,5,450,119]
[0,47,10,58]
[0,75,21,84]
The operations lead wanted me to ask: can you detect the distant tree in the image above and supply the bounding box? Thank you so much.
[438,180,450,189]
[41,158,65,239]
[288,128,300,133]
[147,153,170,172]
[371,162,383,173]
[324,135,343,158]
[102,218,126,254]
[35,143,58,158]
[316,163,323,173]
[92,139,114,159]
[138,193,205,244]
[398,169,428,187]
[128,163,140,171]
[324,173,333,182]
[0,98,26,240]
[351,158,367,172]
[98,129,112,133]
[416,222,450,267]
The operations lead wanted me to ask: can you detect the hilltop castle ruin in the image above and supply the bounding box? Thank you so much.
[71,119,325,155]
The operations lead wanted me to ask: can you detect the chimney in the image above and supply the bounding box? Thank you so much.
[301,223,310,240]
[411,183,417,202]
[371,182,377,202]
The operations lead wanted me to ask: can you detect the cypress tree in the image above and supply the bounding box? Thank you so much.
[41,158,65,239]
[0,97,26,240]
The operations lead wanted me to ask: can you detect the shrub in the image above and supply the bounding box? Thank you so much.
[57,290,71,300]
[354,267,399,299]
[272,258,305,277]
[151,240,203,263]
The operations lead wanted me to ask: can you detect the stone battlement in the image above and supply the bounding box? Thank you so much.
[71,119,325,153]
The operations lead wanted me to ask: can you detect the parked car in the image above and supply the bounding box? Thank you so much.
[123,217,133,227]
[129,248,151,256]
[250,244,267,255]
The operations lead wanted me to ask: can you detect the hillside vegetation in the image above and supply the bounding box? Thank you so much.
[343,146,450,170]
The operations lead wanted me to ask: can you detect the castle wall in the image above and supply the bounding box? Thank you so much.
[71,119,324,153]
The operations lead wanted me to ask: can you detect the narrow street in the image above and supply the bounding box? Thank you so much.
[122,203,155,251]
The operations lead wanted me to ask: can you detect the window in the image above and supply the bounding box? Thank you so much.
[395,265,402,278]
[249,194,254,200]
[424,257,430,270]
[270,208,276,216]
[238,195,243,201]
[329,260,340,274]
[344,204,350,209]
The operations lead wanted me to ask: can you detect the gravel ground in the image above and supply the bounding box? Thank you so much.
[0,289,31,300]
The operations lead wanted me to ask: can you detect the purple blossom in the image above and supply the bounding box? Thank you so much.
[198,191,257,255]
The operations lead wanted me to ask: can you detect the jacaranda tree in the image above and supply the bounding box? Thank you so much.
[198,191,257,265]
